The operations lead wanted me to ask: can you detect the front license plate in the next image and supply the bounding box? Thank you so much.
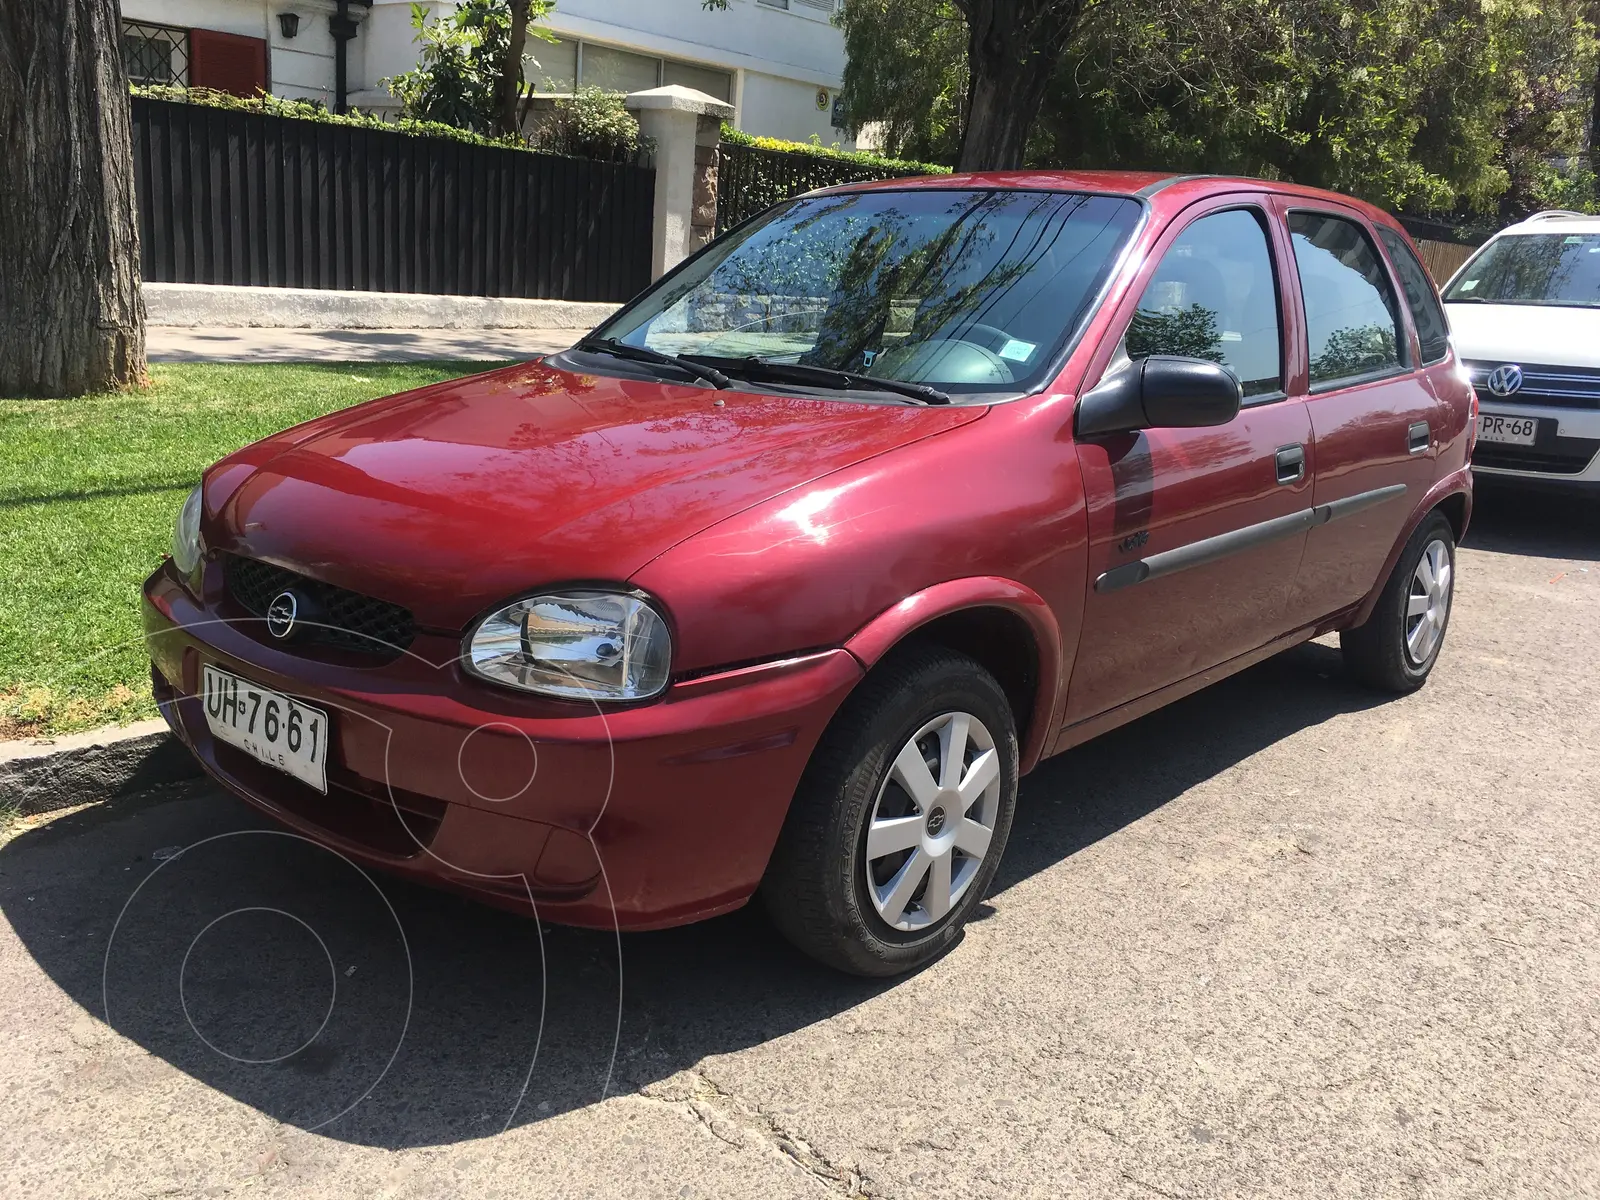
[201,665,330,793]
[1477,414,1538,445]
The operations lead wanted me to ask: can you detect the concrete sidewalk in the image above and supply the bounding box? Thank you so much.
[147,326,580,363]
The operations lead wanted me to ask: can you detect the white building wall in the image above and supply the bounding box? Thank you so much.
[128,0,853,145]
[738,70,844,146]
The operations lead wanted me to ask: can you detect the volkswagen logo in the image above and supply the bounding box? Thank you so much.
[265,590,300,640]
[1486,363,1524,397]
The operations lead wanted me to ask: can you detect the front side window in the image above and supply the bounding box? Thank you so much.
[597,189,1143,395]
[1124,208,1283,398]
[1289,212,1404,387]
[1377,227,1450,363]
[1442,232,1600,308]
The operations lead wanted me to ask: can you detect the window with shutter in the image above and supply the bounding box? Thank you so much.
[188,29,267,98]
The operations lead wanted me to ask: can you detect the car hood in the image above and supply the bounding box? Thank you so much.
[206,360,983,630]
[1447,302,1600,368]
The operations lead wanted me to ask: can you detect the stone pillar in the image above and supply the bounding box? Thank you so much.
[625,86,735,280]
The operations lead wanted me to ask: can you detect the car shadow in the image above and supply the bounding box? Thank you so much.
[0,641,1383,1150]
[1464,480,1600,561]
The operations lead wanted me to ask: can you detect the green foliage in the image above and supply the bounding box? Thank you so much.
[131,85,534,153]
[382,0,555,135]
[836,0,968,164]
[719,124,948,176]
[532,88,642,161]
[834,0,1599,221]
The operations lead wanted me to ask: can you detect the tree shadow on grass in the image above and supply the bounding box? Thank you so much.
[0,641,1384,1150]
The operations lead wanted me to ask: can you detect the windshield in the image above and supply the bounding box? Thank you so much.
[593,189,1143,395]
[1444,232,1600,307]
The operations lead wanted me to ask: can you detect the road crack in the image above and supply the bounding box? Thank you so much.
[643,1065,888,1198]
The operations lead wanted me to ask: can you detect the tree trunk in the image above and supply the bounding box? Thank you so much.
[954,0,1083,171]
[497,0,530,138]
[1590,52,1600,163]
[0,0,146,396]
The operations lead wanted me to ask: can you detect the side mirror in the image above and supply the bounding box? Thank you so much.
[1075,355,1243,437]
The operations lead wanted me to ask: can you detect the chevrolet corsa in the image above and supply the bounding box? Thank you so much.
[145,172,1473,976]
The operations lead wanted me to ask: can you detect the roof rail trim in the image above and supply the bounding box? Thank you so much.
[1135,174,1212,198]
[1522,210,1588,221]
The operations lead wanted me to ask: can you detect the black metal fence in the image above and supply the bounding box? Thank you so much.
[715,141,938,234]
[131,96,655,302]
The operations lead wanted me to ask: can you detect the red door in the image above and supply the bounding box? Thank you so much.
[1062,196,1315,730]
[1271,202,1446,625]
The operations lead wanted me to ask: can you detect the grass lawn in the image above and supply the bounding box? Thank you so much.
[0,361,505,739]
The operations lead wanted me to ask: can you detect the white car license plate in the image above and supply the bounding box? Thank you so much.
[1477,414,1538,445]
[201,665,330,793]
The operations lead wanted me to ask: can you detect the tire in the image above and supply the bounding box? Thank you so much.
[1340,511,1456,693]
[761,645,1019,977]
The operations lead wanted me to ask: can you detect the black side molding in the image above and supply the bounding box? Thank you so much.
[1095,483,1408,594]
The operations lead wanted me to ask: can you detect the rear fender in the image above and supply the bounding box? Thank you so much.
[1351,465,1473,628]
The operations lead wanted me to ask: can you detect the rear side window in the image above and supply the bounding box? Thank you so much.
[1125,208,1283,397]
[1377,227,1451,363]
[1288,212,1404,386]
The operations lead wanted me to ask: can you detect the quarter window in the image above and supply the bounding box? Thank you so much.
[1125,208,1283,398]
[1289,212,1404,386]
[1377,227,1451,364]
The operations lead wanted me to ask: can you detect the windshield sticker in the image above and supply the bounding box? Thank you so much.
[1459,279,1479,291]
[998,338,1037,362]
[1565,235,1584,244]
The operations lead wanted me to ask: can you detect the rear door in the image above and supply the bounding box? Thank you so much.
[1273,202,1445,625]
[1064,195,1315,726]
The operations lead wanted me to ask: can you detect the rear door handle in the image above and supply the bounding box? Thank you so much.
[1275,443,1306,485]
[1408,421,1430,454]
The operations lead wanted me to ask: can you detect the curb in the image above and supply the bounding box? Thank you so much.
[143,282,621,330]
[0,720,202,820]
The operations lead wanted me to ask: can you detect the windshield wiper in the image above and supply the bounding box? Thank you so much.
[698,356,952,406]
[575,337,733,389]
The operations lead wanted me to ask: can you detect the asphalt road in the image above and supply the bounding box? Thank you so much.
[2,484,1597,1199]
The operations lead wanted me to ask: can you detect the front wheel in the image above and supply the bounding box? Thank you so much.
[1341,511,1456,692]
[761,646,1018,977]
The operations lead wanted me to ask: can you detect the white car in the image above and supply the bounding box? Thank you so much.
[1443,210,1600,490]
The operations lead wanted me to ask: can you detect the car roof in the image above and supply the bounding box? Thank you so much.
[815,170,1408,232]
[1493,211,1600,236]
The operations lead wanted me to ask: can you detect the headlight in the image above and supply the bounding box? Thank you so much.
[465,591,672,701]
[171,486,203,579]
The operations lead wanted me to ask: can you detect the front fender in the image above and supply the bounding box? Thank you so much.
[842,577,1064,774]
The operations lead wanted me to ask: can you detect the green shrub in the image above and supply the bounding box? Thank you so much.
[719,124,948,177]
[532,88,643,162]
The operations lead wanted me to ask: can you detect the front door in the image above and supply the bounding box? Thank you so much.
[1064,198,1315,727]
[1272,204,1446,625]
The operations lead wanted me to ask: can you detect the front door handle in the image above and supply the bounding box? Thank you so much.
[1275,443,1306,485]
[1408,421,1430,454]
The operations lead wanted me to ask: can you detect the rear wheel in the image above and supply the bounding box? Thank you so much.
[762,646,1018,977]
[1341,512,1456,692]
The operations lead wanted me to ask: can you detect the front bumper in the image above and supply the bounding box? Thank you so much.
[1474,401,1600,487]
[144,567,862,930]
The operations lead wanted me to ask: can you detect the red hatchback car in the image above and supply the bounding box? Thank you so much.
[145,171,1472,976]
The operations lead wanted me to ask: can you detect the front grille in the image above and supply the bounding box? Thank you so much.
[1464,360,1600,410]
[1474,436,1600,475]
[224,554,416,658]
